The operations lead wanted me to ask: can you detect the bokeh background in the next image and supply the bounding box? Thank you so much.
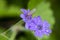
[0,0,60,40]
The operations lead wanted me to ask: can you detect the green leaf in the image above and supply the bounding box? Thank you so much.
[28,0,43,9]
[0,0,21,18]
[0,34,8,40]
[0,27,5,33]
[34,2,55,28]
[7,5,21,17]
[28,1,55,40]
[28,1,55,28]
[0,0,6,17]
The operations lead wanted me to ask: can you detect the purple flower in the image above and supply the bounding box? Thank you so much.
[20,9,32,22]
[25,16,52,37]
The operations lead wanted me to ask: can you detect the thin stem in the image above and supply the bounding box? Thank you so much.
[2,20,24,34]
[8,20,25,40]
[9,31,17,40]
[0,33,9,39]
[1,20,25,40]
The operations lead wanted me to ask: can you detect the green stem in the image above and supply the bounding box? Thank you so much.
[1,20,25,40]
[0,33,9,39]
[9,30,17,40]
[8,20,25,40]
[3,20,24,34]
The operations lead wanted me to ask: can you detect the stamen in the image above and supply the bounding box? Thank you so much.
[28,8,36,15]
[37,25,42,30]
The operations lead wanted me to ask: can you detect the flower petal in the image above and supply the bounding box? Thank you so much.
[34,30,43,37]
[25,23,29,29]
[37,16,42,25]
[32,17,38,24]
[33,16,42,25]
[21,9,27,14]
[29,23,37,30]
[20,14,25,18]
[27,9,30,13]
[43,21,50,28]
[44,29,52,36]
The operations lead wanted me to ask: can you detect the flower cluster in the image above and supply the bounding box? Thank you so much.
[20,9,32,22]
[20,9,52,37]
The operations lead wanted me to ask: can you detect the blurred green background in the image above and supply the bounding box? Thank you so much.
[0,0,60,40]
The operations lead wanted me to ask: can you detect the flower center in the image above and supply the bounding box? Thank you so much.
[26,15,32,20]
[37,25,42,30]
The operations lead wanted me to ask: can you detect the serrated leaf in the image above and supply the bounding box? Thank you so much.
[28,1,55,40]
[28,1,55,28]
[33,2,55,28]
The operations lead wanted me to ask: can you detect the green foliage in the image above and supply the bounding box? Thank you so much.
[0,0,21,17]
[0,0,58,40]
[28,0,43,9]
[28,0,55,40]
[28,1,55,28]
[17,31,37,40]
[7,5,21,17]
[35,2,54,28]
[0,34,8,40]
